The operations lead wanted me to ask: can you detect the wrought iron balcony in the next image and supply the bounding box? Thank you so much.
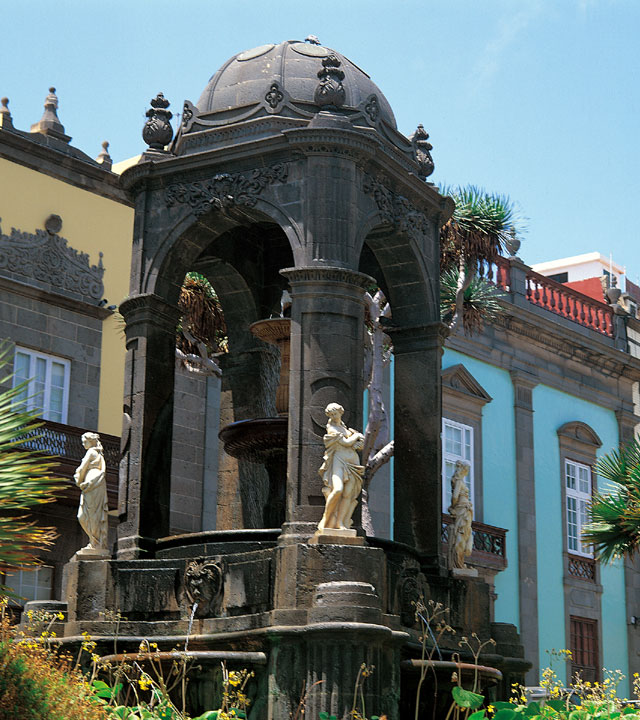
[19,420,120,507]
[567,554,596,582]
[442,514,507,571]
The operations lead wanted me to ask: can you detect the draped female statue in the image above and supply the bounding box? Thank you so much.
[448,460,473,569]
[317,403,365,532]
[75,432,109,553]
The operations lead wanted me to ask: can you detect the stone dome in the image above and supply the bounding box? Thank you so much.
[194,39,396,128]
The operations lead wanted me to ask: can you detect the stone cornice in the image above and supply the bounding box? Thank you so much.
[446,302,640,410]
[120,124,446,221]
[0,128,130,205]
[0,275,110,319]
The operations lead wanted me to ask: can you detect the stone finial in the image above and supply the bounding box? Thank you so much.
[0,97,13,130]
[409,124,434,179]
[314,54,346,109]
[305,34,321,45]
[142,92,173,151]
[96,140,112,170]
[30,87,71,143]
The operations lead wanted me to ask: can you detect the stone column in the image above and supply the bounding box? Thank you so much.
[117,293,180,559]
[510,369,540,685]
[387,322,447,565]
[279,266,372,540]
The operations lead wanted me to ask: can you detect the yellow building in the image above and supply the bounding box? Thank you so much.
[0,88,134,600]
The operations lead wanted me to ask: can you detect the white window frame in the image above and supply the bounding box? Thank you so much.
[442,417,474,517]
[565,458,593,558]
[13,346,70,424]
[4,566,54,605]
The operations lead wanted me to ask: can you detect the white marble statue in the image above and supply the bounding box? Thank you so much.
[75,432,109,554]
[448,460,473,570]
[317,403,365,532]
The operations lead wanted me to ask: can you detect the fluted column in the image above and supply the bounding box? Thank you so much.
[117,293,180,559]
[279,266,373,539]
[387,322,447,564]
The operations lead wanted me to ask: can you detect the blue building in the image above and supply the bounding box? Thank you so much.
[431,253,640,690]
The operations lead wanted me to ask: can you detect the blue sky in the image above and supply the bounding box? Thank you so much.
[1,0,638,274]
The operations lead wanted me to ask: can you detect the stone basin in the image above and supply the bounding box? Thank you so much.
[401,659,503,718]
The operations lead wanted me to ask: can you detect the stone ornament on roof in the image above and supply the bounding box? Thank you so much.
[0,97,13,130]
[30,87,71,143]
[0,220,105,304]
[96,140,112,170]
[410,124,435,179]
[314,54,346,109]
[142,93,174,150]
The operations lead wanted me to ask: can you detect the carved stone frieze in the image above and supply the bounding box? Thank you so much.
[183,558,224,618]
[164,162,288,216]
[363,174,431,244]
[0,224,104,303]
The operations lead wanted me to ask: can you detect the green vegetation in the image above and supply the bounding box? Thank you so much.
[440,186,523,334]
[0,345,63,600]
[583,437,640,563]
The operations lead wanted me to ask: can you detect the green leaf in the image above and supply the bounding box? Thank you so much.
[493,710,518,720]
[523,702,541,716]
[568,711,589,720]
[469,711,487,719]
[452,686,485,709]
[192,713,219,720]
[546,700,567,712]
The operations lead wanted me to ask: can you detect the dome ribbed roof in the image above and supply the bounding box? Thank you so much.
[195,40,396,128]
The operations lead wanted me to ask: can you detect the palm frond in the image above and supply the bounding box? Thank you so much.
[440,185,525,271]
[583,438,640,562]
[177,271,227,354]
[0,342,63,586]
[440,268,504,335]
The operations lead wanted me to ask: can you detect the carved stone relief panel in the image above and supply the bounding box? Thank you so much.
[0,224,104,304]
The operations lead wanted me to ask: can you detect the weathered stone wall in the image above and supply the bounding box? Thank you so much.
[0,282,103,428]
[170,363,220,534]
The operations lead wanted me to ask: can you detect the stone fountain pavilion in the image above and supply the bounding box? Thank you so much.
[62,39,528,718]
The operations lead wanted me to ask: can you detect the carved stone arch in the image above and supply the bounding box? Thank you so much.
[141,207,238,302]
[557,421,603,449]
[361,229,436,328]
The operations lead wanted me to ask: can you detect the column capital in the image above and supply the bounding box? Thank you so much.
[387,321,448,354]
[119,293,180,330]
[281,265,375,290]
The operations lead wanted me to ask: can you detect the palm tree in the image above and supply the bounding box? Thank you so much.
[582,438,640,563]
[0,346,63,598]
[440,186,523,334]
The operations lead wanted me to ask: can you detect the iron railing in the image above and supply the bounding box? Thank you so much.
[442,514,507,570]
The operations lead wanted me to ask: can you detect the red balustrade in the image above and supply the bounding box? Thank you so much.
[525,269,614,337]
[477,255,511,291]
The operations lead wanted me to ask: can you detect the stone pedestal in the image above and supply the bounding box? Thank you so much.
[451,566,478,578]
[308,528,365,546]
[64,556,111,620]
